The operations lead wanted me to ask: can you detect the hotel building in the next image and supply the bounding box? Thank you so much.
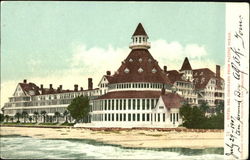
[2,23,224,128]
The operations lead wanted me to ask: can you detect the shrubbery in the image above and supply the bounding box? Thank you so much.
[180,102,224,129]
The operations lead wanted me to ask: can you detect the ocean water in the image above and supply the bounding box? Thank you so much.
[0,135,224,159]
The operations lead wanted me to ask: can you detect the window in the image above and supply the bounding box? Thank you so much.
[147,114,150,121]
[163,113,165,122]
[154,113,156,122]
[112,100,114,110]
[151,99,154,109]
[120,99,122,110]
[176,113,178,122]
[116,113,119,121]
[173,113,175,123]
[108,100,110,110]
[142,99,145,110]
[133,114,136,121]
[146,99,150,110]
[137,99,140,110]
[123,99,126,110]
[123,113,126,121]
[159,106,164,109]
[137,113,140,121]
[116,100,118,110]
[170,113,172,122]
[128,99,131,110]
[158,113,160,122]
[128,114,131,121]
[108,114,111,121]
[120,113,122,121]
[142,114,145,121]
[133,99,136,110]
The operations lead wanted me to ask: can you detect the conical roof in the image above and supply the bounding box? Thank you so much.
[180,57,192,71]
[106,49,171,84]
[132,23,148,36]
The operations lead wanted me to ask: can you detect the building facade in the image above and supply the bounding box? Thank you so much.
[2,23,224,127]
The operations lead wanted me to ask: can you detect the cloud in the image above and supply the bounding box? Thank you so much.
[1,40,224,109]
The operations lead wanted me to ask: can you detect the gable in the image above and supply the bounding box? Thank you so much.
[13,84,26,97]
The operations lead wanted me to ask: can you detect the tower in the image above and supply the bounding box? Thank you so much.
[180,57,193,81]
[129,23,151,50]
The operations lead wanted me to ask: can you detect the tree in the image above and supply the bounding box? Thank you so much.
[15,112,21,123]
[22,111,29,123]
[0,113,4,122]
[4,115,10,123]
[54,111,61,123]
[215,101,224,114]
[63,110,69,123]
[28,116,33,123]
[10,117,14,123]
[179,103,193,127]
[40,111,47,123]
[33,111,39,123]
[67,95,90,123]
[200,101,209,113]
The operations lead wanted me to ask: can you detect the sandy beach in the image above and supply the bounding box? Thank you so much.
[0,126,223,149]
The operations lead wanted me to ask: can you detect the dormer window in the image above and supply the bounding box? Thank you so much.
[138,68,143,73]
[124,68,130,73]
[129,58,133,62]
[148,58,152,63]
[139,58,142,62]
[201,78,205,83]
[200,72,203,75]
[152,68,157,73]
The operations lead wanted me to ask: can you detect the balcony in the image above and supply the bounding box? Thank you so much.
[129,42,151,49]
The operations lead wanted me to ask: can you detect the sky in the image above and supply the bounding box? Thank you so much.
[1,2,225,108]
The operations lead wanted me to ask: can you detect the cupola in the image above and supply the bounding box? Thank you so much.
[129,23,151,50]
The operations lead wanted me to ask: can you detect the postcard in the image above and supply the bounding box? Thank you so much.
[0,2,249,160]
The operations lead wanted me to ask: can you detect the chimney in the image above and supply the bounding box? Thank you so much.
[59,85,62,91]
[80,87,83,91]
[74,84,78,91]
[163,66,167,73]
[23,79,27,83]
[88,78,93,90]
[49,84,53,89]
[106,71,111,76]
[40,84,44,94]
[216,65,220,77]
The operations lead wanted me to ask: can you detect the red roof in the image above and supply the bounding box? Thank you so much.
[180,57,192,71]
[39,88,99,95]
[193,68,223,90]
[19,82,98,96]
[106,49,172,84]
[96,91,162,100]
[19,83,40,95]
[132,23,148,36]
[166,70,188,84]
[161,93,184,109]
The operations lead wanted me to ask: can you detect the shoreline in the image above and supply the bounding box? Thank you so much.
[0,126,224,149]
